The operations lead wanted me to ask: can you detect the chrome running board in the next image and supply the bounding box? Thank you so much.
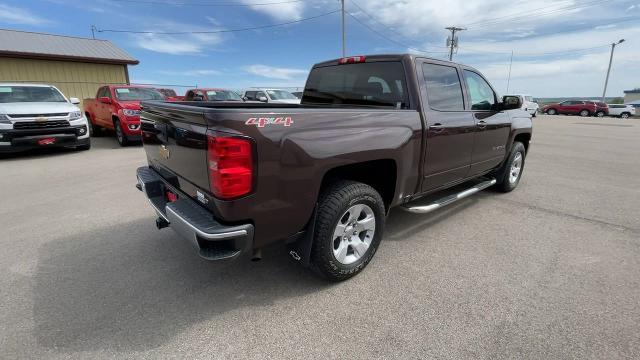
[402,178,496,214]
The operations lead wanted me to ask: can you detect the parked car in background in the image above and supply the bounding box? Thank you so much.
[588,101,609,117]
[136,54,531,281]
[184,88,244,101]
[0,83,90,152]
[243,88,301,104]
[84,85,164,146]
[508,94,538,117]
[542,100,597,117]
[154,88,184,101]
[626,101,640,115]
[607,104,636,118]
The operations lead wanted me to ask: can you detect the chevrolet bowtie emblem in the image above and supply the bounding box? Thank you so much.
[35,116,48,122]
[159,144,170,160]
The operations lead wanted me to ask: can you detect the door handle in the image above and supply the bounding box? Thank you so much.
[429,123,444,131]
[477,120,487,128]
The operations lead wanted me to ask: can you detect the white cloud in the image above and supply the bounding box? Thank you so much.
[244,64,308,80]
[238,0,305,21]
[0,4,52,25]
[130,19,225,55]
[158,69,222,76]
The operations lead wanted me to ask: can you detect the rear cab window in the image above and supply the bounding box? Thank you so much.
[302,61,410,109]
[421,63,464,111]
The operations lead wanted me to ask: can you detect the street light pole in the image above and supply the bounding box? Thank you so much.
[601,39,625,103]
[341,0,346,57]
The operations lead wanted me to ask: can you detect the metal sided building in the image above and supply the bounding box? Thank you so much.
[0,28,139,107]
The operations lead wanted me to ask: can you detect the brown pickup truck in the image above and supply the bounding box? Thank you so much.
[136,54,532,281]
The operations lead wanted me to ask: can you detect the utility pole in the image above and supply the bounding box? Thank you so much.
[90,25,96,39]
[506,50,514,93]
[601,39,625,103]
[341,0,346,57]
[445,26,466,61]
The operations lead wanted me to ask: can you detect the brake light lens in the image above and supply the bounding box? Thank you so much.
[207,133,254,199]
[338,56,366,64]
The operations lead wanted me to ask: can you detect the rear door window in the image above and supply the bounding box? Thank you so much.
[303,61,409,108]
[422,63,464,111]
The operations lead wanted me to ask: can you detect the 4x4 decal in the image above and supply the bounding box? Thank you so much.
[245,117,293,128]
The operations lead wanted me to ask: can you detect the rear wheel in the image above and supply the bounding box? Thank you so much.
[546,108,557,115]
[114,120,129,147]
[310,180,385,281]
[620,112,630,119]
[595,111,605,117]
[494,141,526,193]
[579,109,590,117]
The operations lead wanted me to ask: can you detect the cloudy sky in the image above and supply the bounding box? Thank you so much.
[0,0,638,97]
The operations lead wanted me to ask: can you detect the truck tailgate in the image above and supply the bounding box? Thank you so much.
[140,102,210,195]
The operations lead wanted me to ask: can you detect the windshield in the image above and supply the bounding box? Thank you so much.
[0,86,66,103]
[114,87,164,101]
[206,90,242,101]
[524,96,533,102]
[266,90,297,100]
[303,62,409,108]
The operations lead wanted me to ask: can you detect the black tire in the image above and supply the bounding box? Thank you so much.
[76,141,91,151]
[310,180,385,281]
[532,112,537,118]
[87,114,102,137]
[546,108,557,115]
[595,111,605,117]
[620,112,630,119]
[114,119,129,146]
[494,141,526,193]
[579,109,590,117]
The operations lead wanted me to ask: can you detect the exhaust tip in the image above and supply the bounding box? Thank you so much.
[251,249,262,262]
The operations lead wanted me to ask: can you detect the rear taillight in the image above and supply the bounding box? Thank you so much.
[207,133,254,199]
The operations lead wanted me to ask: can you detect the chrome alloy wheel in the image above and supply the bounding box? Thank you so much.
[332,204,376,265]
[509,152,523,184]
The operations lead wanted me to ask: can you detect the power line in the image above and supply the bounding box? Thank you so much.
[97,9,340,34]
[349,0,445,52]
[467,0,613,30]
[108,0,305,6]
[346,12,448,55]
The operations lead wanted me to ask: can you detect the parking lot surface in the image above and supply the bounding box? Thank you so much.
[1,115,639,359]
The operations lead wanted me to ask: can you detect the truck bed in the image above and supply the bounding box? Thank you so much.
[139,100,423,247]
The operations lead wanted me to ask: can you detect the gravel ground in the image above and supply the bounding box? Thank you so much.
[1,114,639,359]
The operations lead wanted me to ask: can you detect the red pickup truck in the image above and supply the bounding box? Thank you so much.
[84,85,164,146]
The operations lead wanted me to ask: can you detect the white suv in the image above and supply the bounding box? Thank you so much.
[243,89,301,104]
[508,94,539,117]
[607,104,636,118]
[0,83,90,153]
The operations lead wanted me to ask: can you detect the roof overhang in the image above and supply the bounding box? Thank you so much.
[0,50,139,65]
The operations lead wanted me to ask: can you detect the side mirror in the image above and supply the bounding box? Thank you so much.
[502,95,521,110]
[98,96,111,104]
[69,97,80,104]
[258,96,268,102]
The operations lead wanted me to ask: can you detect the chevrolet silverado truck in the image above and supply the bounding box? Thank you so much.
[0,83,90,153]
[136,54,532,281]
[84,85,164,146]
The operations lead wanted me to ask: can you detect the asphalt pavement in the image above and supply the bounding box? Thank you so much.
[1,115,639,359]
